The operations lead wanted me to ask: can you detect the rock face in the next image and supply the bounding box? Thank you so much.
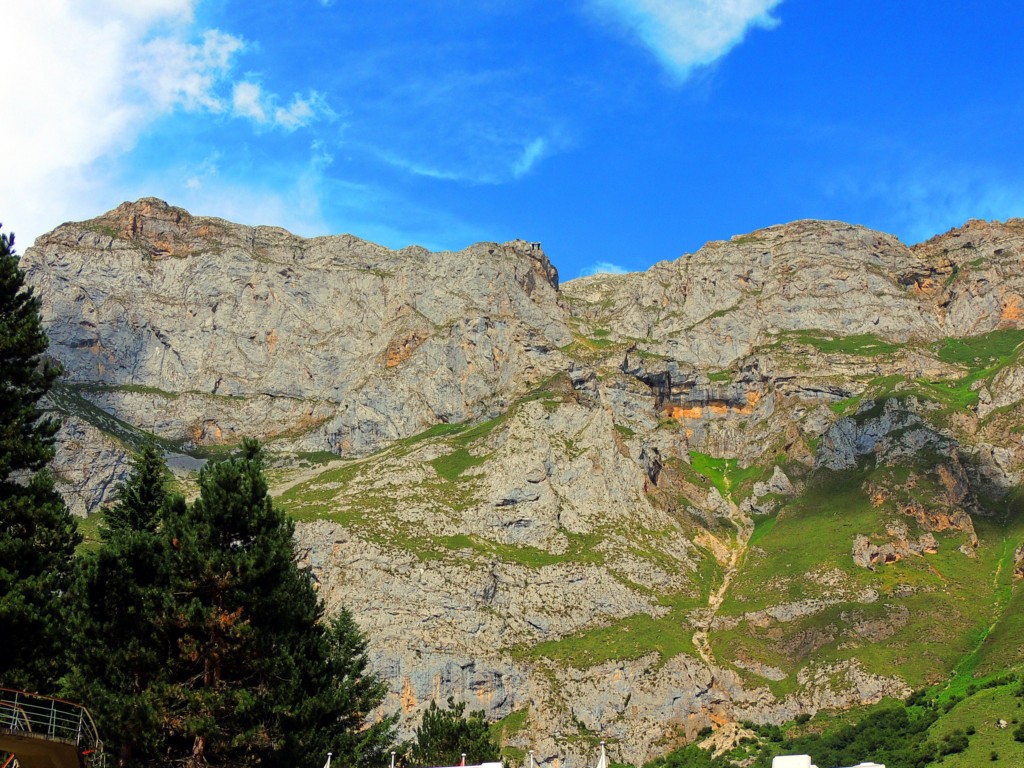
[565,219,1024,367]
[24,201,1024,764]
[24,199,570,455]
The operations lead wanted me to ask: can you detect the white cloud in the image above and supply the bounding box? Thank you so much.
[0,0,247,245]
[133,29,244,112]
[512,138,549,179]
[232,82,333,130]
[579,261,630,277]
[590,0,784,80]
[274,92,333,130]
[0,1,330,248]
[232,81,267,121]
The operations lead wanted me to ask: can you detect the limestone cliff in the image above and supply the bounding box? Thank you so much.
[23,201,1024,765]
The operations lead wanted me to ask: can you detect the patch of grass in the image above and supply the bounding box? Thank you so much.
[687,451,771,502]
[491,708,530,743]
[699,303,742,324]
[84,223,125,241]
[561,333,625,361]
[290,450,340,465]
[964,510,1024,679]
[827,375,903,416]
[707,370,734,383]
[688,452,732,498]
[614,423,636,438]
[75,512,106,553]
[403,421,469,445]
[714,463,1019,690]
[430,448,488,481]
[747,513,778,548]
[933,329,1024,367]
[276,459,369,512]
[525,593,700,668]
[907,330,1024,411]
[776,330,901,357]
[79,383,181,400]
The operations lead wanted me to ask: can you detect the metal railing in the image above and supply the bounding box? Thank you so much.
[0,687,107,767]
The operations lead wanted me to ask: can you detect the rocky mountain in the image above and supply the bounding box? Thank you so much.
[22,200,1024,765]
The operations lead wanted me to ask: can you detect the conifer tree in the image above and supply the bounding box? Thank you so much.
[65,443,175,766]
[280,608,396,768]
[157,440,395,767]
[103,442,168,539]
[409,697,500,768]
[0,224,80,691]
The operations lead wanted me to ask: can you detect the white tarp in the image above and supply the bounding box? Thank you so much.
[771,758,885,768]
[772,757,815,768]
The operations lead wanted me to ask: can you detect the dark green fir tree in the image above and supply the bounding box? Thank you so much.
[65,443,175,767]
[157,439,395,768]
[0,223,80,691]
[409,697,500,768]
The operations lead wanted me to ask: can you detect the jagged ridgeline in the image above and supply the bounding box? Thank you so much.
[24,199,1024,765]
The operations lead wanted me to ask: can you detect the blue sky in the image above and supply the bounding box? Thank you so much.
[4,1,1024,278]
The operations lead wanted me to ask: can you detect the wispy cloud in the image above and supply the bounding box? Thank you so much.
[826,164,1024,244]
[512,138,549,179]
[589,0,784,81]
[579,261,631,277]
[374,134,553,185]
[352,63,566,185]
[232,81,335,130]
[373,151,465,182]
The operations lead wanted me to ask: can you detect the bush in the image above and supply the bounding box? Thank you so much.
[906,689,930,707]
[939,730,968,755]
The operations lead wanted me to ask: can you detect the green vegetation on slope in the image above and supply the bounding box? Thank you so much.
[775,330,902,357]
[524,593,702,667]
[927,679,1024,767]
[687,451,772,503]
[712,459,1021,695]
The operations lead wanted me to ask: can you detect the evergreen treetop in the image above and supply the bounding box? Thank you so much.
[409,696,500,768]
[65,442,175,766]
[103,442,169,540]
[0,225,61,478]
[0,223,79,692]
[156,439,395,767]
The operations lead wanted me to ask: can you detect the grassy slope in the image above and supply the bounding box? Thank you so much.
[711,460,1022,695]
[927,682,1024,766]
[699,330,1024,695]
